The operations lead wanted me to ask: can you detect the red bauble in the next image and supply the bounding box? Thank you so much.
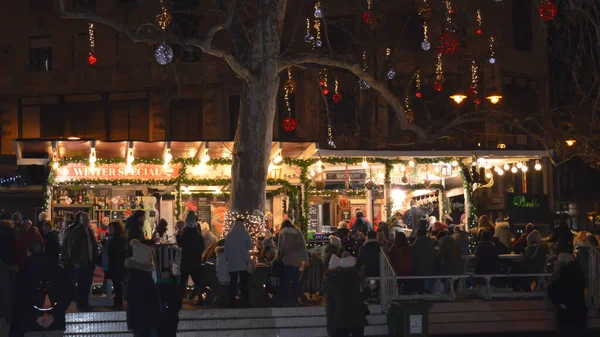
[282,116,297,132]
[319,80,326,86]
[437,32,459,55]
[87,54,97,65]
[322,88,329,95]
[539,1,558,22]
[415,91,422,98]
[449,4,456,15]
[476,28,483,35]
[332,92,342,103]
[474,98,482,105]
[362,10,374,24]
[434,82,443,92]
[469,83,480,95]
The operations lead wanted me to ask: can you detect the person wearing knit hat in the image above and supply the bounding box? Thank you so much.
[125,240,160,336]
[322,236,342,269]
[547,252,587,336]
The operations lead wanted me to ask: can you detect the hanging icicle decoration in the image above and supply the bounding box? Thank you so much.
[327,124,336,148]
[362,0,374,25]
[332,79,342,103]
[313,18,322,49]
[488,36,496,64]
[359,51,371,90]
[415,70,422,98]
[282,67,297,132]
[434,53,444,92]
[87,23,97,65]
[471,60,481,105]
[314,1,323,19]
[476,10,483,35]
[319,68,329,95]
[421,22,431,51]
[405,94,414,123]
[305,18,314,43]
[154,0,174,65]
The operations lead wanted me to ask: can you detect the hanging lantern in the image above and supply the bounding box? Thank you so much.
[437,31,459,55]
[87,53,97,66]
[282,117,297,132]
[486,88,503,104]
[155,43,174,65]
[539,1,558,22]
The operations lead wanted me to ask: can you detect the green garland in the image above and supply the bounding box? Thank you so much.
[298,166,310,237]
[55,156,233,167]
[175,183,181,220]
[284,157,456,168]
[460,165,477,229]
[384,162,393,222]
[308,189,366,197]
[390,183,444,190]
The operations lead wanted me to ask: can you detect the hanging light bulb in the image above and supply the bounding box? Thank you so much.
[516,162,523,169]
[201,151,211,164]
[521,165,529,173]
[450,93,467,104]
[535,160,542,171]
[89,148,97,165]
[434,166,440,174]
[503,163,510,171]
[497,168,504,176]
[310,168,316,177]
[511,165,518,174]
[393,164,399,173]
[441,167,448,176]
[408,159,415,167]
[484,162,491,169]
[400,165,406,172]
[485,171,492,179]
[127,147,134,164]
[451,160,458,167]
[362,157,368,168]
[53,160,59,170]
[273,151,283,165]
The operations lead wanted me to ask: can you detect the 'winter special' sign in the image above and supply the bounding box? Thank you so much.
[55,163,181,182]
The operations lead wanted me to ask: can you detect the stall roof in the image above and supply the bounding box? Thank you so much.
[14,139,319,165]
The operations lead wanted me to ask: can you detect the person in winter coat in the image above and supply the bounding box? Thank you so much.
[157,269,182,337]
[0,220,17,268]
[343,229,365,257]
[14,240,70,337]
[0,255,14,337]
[68,212,98,311]
[126,240,160,337]
[357,231,380,278]
[404,201,425,229]
[15,218,44,269]
[512,223,535,254]
[512,230,550,291]
[324,255,373,337]
[474,231,500,274]
[215,247,230,284]
[494,219,514,251]
[277,220,308,306]
[42,220,60,263]
[106,221,127,309]
[224,219,253,307]
[547,253,587,337]
[388,232,411,277]
[452,224,471,255]
[61,212,81,269]
[334,221,349,239]
[200,222,218,252]
[411,229,435,293]
[548,217,574,255]
[492,237,510,255]
[178,211,205,300]
[125,211,146,255]
[437,233,463,275]
[152,218,169,243]
[322,236,342,269]
[352,212,372,236]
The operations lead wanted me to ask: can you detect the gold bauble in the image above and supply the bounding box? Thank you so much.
[401,176,409,184]
[156,7,173,30]
[316,180,326,190]
[418,3,432,19]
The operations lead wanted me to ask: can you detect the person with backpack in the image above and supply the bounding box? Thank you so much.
[14,240,70,337]
[352,212,372,236]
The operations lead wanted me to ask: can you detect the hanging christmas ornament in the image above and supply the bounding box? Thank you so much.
[313,18,322,49]
[415,70,422,98]
[319,68,329,95]
[437,31,458,55]
[362,0,374,25]
[470,60,481,104]
[476,10,483,35]
[327,124,336,148]
[155,0,173,30]
[332,79,342,103]
[284,67,296,94]
[539,0,558,22]
[446,0,456,15]
[305,18,314,43]
[155,43,174,65]
[359,51,371,90]
[405,94,414,123]
[385,48,396,79]
[434,52,444,92]
[418,0,432,19]
[314,1,323,19]
[282,117,297,132]
[87,23,97,65]
[488,36,496,64]
[421,22,431,51]
[283,67,297,132]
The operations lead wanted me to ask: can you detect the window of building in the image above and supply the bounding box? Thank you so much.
[327,17,355,55]
[173,13,200,62]
[512,0,533,52]
[72,0,96,10]
[109,100,149,140]
[168,99,203,141]
[29,36,52,72]
[29,0,53,13]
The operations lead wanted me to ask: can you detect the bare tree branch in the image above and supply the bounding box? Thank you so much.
[280,53,428,141]
[58,0,253,82]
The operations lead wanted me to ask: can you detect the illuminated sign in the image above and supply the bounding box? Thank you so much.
[55,163,181,182]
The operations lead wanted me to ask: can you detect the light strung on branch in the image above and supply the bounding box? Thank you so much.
[314,1,323,19]
[154,0,173,65]
[319,68,329,95]
[488,36,496,64]
[313,15,322,48]
[386,48,396,79]
[359,51,371,90]
[437,0,458,55]
[470,61,482,105]
[282,67,297,132]
[405,94,414,123]
[434,52,444,92]
[362,0,374,25]
[305,18,314,43]
[421,22,431,51]
[476,10,483,35]
[332,79,342,103]
[418,0,432,19]
[415,70,422,98]
[87,23,97,65]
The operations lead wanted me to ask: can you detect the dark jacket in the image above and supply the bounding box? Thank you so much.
[388,245,411,276]
[550,225,574,255]
[334,227,349,239]
[43,230,61,262]
[357,239,380,277]
[14,255,70,334]
[352,217,372,236]
[411,236,435,276]
[0,221,16,265]
[125,257,160,331]
[492,238,510,255]
[437,236,464,275]
[324,267,370,334]
[342,237,364,257]
[60,223,77,265]
[512,228,534,254]
[106,234,127,281]
[15,227,44,268]
[0,260,14,321]
[547,261,587,329]
[474,241,500,274]
[69,225,98,266]
[157,279,182,337]
[514,244,550,274]
[179,227,205,269]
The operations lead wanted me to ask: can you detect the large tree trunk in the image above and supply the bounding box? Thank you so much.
[229,0,287,214]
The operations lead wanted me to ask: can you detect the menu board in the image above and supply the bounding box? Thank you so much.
[309,205,319,232]
[197,196,212,224]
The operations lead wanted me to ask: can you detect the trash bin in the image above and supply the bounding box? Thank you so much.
[387,300,433,337]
